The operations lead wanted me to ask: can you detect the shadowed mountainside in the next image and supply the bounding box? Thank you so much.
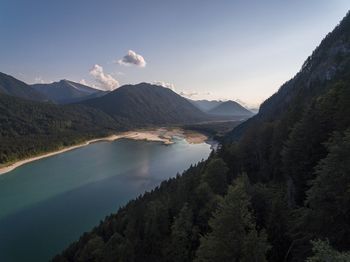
[207,100,253,117]
[32,80,107,104]
[82,83,209,126]
[0,72,47,101]
[0,93,121,164]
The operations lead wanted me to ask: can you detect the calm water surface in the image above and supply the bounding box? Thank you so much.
[0,137,211,262]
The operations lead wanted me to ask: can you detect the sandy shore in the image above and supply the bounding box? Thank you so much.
[0,135,120,176]
[0,128,208,175]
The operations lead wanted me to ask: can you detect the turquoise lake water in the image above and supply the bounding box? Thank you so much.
[0,137,212,262]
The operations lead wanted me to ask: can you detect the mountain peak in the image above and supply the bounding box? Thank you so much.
[0,72,47,101]
[255,10,350,123]
[32,79,104,104]
[82,83,207,126]
[208,100,253,117]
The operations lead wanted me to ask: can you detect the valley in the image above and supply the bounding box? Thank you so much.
[0,76,249,171]
[1,3,350,262]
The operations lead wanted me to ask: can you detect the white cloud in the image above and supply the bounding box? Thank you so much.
[152,82,213,99]
[79,79,88,86]
[89,64,119,90]
[179,91,198,98]
[152,81,175,91]
[118,50,146,67]
[179,91,212,99]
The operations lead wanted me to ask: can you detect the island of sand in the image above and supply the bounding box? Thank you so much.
[0,128,208,175]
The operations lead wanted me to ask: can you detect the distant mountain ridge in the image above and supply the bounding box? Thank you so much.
[189,99,223,112]
[0,72,47,101]
[32,80,107,104]
[0,73,220,126]
[190,99,253,117]
[82,83,208,126]
[208,100,253,117]
[0,72,253,122]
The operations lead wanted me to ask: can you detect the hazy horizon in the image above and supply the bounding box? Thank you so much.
[1,0,350,107]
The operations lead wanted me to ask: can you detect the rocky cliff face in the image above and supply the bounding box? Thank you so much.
[228,11,350,140]
[262,13,350,118]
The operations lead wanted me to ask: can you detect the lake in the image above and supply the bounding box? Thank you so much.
[0,137,212,262]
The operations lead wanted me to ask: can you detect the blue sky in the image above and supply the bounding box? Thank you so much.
[1,0,349,107]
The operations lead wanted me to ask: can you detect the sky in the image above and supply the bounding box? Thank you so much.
[1,0,350,108]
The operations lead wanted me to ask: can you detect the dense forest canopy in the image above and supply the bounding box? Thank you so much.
[53,11,350,262]
[0,93,122,164]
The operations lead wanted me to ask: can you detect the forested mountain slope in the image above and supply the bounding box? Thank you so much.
[0,93,121,164]
[0,72,47,101]
[54,11,350,262]
[225,8,350,203]
[228,9,350,141]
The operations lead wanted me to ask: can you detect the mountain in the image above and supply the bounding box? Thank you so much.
[0,92,121,164]
[82,83,208,126]
[189,99,253,117]
[0,77,218,165]
[207,100,253,117]
[54,12,350,262]
[227,8,350,141]
[189,99,223,112]
[248,107,259,114]
[0,72,47,101]
[32,80,107,104]
[222,10,350,257]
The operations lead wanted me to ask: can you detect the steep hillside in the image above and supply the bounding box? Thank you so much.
[0,93,121,164]
[208,100,253,117]
[0,72,47,101]
[224,9,350,198]
[32,80,107,104]
[54,11,350,262]
[82,83,208,126]
[228,10,350,141]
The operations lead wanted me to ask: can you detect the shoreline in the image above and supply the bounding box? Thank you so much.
[0,128,208,175]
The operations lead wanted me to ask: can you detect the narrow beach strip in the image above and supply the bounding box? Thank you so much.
[0,128,208,175]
